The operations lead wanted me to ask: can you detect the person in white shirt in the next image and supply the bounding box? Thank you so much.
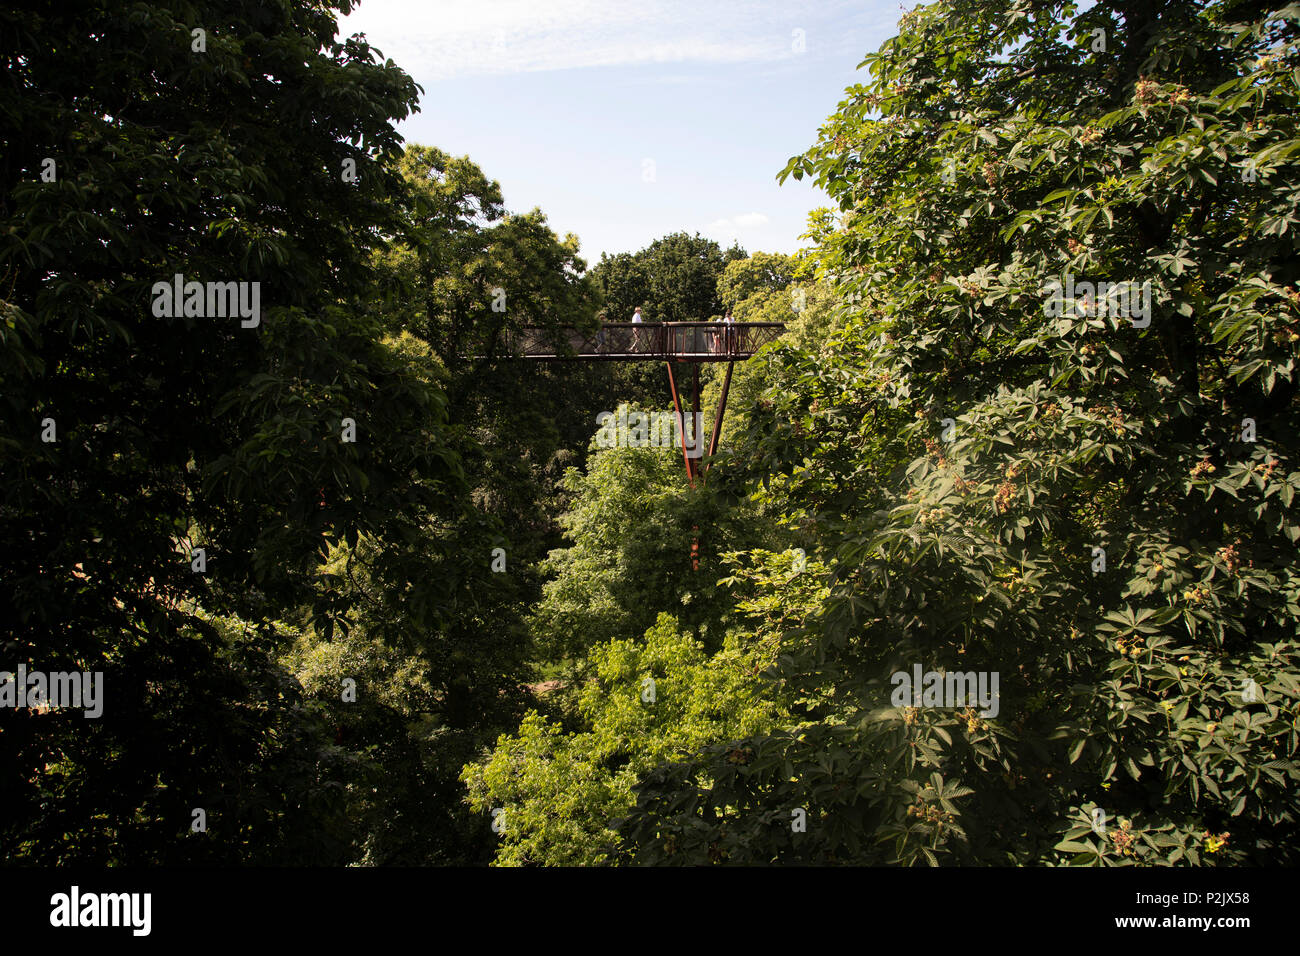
[631,306,643,350]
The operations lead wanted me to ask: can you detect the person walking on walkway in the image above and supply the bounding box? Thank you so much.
[631,305,644,351]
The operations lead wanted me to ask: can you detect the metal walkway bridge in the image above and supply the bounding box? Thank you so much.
[506,321,784,362]
[505,320,786,569]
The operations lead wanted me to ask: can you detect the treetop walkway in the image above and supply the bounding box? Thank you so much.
[506,321,784,362]
[503,320,788,555]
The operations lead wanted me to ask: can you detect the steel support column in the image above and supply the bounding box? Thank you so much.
[705,361,734,474]
[690,365,701,571]
[665,361,696,486]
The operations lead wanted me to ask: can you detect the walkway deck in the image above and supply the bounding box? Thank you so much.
[506,321,784,362]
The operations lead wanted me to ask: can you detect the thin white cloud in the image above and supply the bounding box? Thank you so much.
[340,0,848,80]
[704,212,770,247]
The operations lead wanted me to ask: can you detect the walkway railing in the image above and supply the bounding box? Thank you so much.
[506,322,785,361]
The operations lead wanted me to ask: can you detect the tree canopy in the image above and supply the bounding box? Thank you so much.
[3,0,1297,871]
[619,0,1300,866]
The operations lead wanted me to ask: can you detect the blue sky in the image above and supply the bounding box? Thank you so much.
[338,0,908,266]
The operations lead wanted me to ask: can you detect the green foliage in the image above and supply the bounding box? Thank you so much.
[461,613,783,865]
[590,232,745,323]
[718,250,800,312]
[274,139,615,862]
[369,143,612,589]
[10,0,1297,871]
[697,267,845,466]
[621,0,1300,865]
[281,593,515,865]
[375,144,598,390]
[8,610,358,864]
[0,0,473,863]
[530,405,772,660]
